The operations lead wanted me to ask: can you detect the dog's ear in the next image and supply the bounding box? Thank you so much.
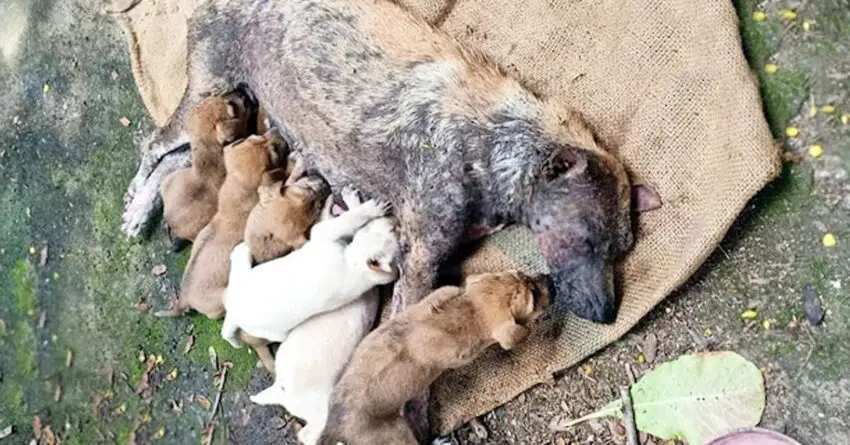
[632,184,662,213]
[492,321,530,350]
[542,146,587,181]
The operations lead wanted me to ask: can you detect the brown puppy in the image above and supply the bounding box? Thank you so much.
[319,271,551,445]
[160,89,258,246]
[244,169,331,264]
[156,131,279,321]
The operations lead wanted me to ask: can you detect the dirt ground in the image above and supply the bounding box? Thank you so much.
[0,0,847,444]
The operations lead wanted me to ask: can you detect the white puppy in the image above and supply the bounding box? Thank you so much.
[245,190,386,445]
[221,188,398,346]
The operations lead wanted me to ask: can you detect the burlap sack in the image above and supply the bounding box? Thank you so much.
[107,0,780,434]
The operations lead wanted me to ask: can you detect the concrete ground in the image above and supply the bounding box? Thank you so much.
[0,0,847,444]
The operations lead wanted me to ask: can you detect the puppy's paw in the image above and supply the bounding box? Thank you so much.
[249,386,284,406]
[361,199,392,218]
[340,186,361,209]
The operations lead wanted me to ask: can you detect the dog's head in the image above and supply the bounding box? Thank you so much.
[465,271,551,349]
[282,174,332,214]
[224,130,279,182]
[523,141,660,324]
[351,216,401,285]
[188,88,259,147]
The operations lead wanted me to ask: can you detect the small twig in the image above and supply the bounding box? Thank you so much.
[619,386,639,445]
[624,363,636,385]
[209,363,230,423]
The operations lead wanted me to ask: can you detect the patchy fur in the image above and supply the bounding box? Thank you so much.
[318,271,550,445]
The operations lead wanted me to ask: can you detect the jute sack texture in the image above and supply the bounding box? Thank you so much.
[108,0,781,434]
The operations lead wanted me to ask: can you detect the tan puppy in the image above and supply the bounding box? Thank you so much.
[160,89,258,246]
[318,271,551,445]
[244,170,330,264]
[156,131,279,322]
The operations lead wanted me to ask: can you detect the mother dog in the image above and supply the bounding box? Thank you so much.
[122,0,657,434]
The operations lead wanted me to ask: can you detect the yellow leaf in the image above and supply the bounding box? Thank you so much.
[741,309,758,320]
[780,9,797,20]
[703,328,713,337]
[841,113,849,125]
[803,20,813,31]
[117,402,126,415]
[583,364,593,376]
[764,63,778,74]
[155,354,164,365]
[762,319,771,329]
[155,427,165,439]
[808,104,818,118]
[785,127,799,138]
[808,144,824,158]
[823,233,837,248]
[820,104,836,114]
[43,83,50,94]
[167,368,178,381]
[637,352,646,364]
[752,11,767,21]
[29,246,36,255]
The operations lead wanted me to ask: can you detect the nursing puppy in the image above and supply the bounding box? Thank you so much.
[248,190,383,445]
[221,191,399,349]
[159,88,259,247]
[156,131,279,320]
[244,169,330,264]
[318,271,551,445]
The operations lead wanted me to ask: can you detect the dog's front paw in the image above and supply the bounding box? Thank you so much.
[340,186,362,209]
[122,186,159,237]
[362,199,392,218]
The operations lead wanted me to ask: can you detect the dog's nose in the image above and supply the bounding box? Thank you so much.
[551,272,619,324]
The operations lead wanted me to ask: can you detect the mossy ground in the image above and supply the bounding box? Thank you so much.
[0,0,848,444]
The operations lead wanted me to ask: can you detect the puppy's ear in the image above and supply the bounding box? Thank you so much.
[366,258,394,275]
[492,321,530,350]
[542,146,587,181]
[632,184,662,213]
[216,118,244,145]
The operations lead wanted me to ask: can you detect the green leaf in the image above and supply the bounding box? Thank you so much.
[553,352,765,444]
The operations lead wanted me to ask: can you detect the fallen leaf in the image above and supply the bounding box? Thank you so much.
[802,284,824,325]
[66,349,73,368]
[802,20,813,31]
[761,320,771,330]
[29,246,36,255]
[741,309,758,320]
[183,335,194,354]
[32,415,42,439]
[641,333,658,364]
[43,83,50,95]
[785,127,799,138]
[208,346,218,370]
[155,355,165,365]
[151,264,167,276]
[752,11,766,21]
[170,399,184,414]
[636,352,646,364]
[820,104,836,114]
[115,402,127,415]
[808,104,818,118]
[37,311,47,329]
[0,425,11,439]
[39,245,48,268]
[154,427,165,439]
[779,9,797,20]
[842,113,849,125]
[167,368,178,381]
[550,352,765,444]
[196,395,212,410]
[119,117,131,127]
[749,277,771,285]
[54,384,62,402]
[823,233,837,247]
[764,63,778,74]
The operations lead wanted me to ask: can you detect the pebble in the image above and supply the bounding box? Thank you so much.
[802,284,824,325]
[641,333,658,363]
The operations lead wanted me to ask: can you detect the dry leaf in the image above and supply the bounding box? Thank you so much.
[151,264,167,276]
[32,415,43,439]
[66,349,73,368]
[37,311,47,329]
[119,117,131,127]
[183,335,194,354]
[208,346,218,370]
[196,395,212,410]
[170,399,184,414]
[39,245,48,268]
[54,385,63,402]
[0,425,12,439]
